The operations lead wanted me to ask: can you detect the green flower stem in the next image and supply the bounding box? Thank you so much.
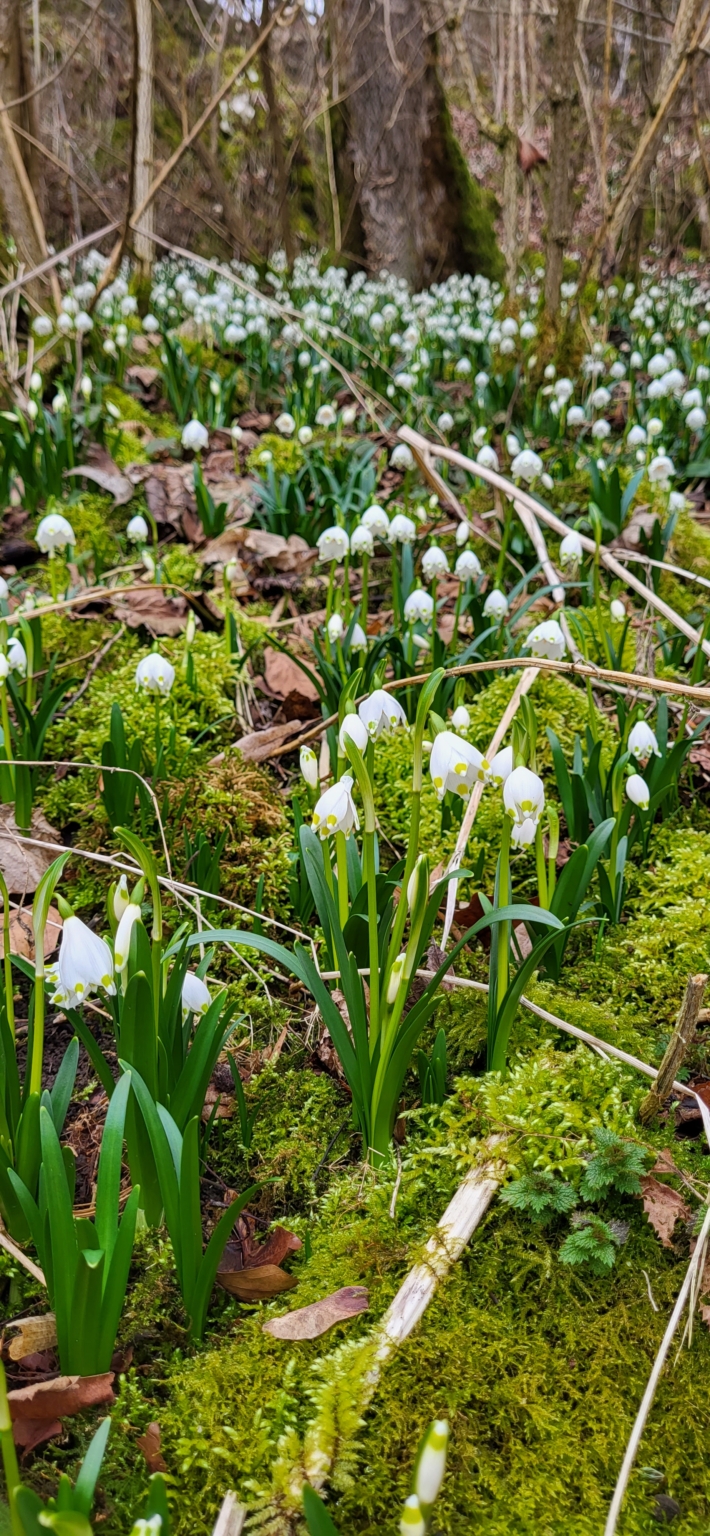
[343,552,351,610]
[344,740,379,1047]
[47,551,59,603]
[535,824,548,909]
[0,1360,22,1536]
[335,637,348,685]
[496,818,513,1009]
[335,831,349,929]
[495,502,512,587]
[386,669,443,972]
[23,625,35,711]
[0,682,14,789]
[0,870,15,1039]
[359,553,369,631]
[322,837,335,896]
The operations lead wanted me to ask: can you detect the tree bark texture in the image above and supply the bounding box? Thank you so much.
[0,0,53,297]
[544,0,578,314]
[133,0,154,268]
[336,0,501,288]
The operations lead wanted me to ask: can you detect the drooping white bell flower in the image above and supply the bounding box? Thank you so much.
[52,914,115,1008]
[483,589,508,621]
[0,579,8,603]
[274,411,296,436]
[312,775,359,839]
[476,444,499,470]
[339,713,369,754]
[455,519,471,547]
[628,720,660,760]
[315,404,337,428]
[135,652,175,696]
[0,653,11,682]
[627,424,646,447]
[36,513,75,554]
[610,598,626,622]
[127,514,149,543]
[387,952,407,1005]
[503,764,545,846]
[361,504,390,539]
[404,589,434,623]
[113,903,142,972]
[591,419,611,441]
[400,1495,425,1536]
[421,546,449,582]
[414,1420,449,1507]
[626,773,649,809]
[317,526,349,563]
[437,411,454,434]
[8,638,26,675]
[559,530,583,567]
[525,619,566,661]
[455,549,482,582]
[350,622,368,650]
[358,688,407,737]
[181,419,209,452]
[648,453,674,484]
[349,524,374,558]
[390,444,415,471]
[182,971,211,1016]
[686,407,707,433]
[389,513,417,545]
[566,406,586,427]
[511,448,544,482]
[298,425,314,446]
[429,731,483,800]
[451,705,470,731]
[484,744,514,787]
[327,613,344,642]
[506,434,521,456]
[300,745,318,789]
[112,874,130,922]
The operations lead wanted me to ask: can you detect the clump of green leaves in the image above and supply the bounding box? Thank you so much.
[501,1171,576,1224]
[559,1213,618,1276]
[580,1127,649,1201]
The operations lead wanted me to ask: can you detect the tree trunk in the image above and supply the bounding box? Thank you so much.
[133,0,154,271]
[0,0,56,303]
[260,19,294,265]
[336,0,501,288]
[544,0,578,314]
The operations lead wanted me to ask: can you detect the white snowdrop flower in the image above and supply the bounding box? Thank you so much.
[590,387,611,409]
[312,774,359,839]
[555,379,574,405]
[0,655,8,682]
[668,491,687,512]
[32,315,53,338]
[340,405,358,427]
[506,434,521,456]
[429,730,483,800]
[437,411,454,433]
[422,545,449,581]
[300,746,318,789]
[483,588,508,621]
[127,514,149,543]
[610,361,626,380]
[511,448,543,480]
[610,598,626,621]
[503,764,545,847]
[181,419,209,452]
[358,688,407,737]
[476,445,499,470]
[629,350,643,368]
[699,322,710,339]
[75,312,93,334]
[80,375,92,400]
[106,402,122,421]
[451,705,470,731]
[115,325,128,347]
[455,519,471,547]
[57,312,74,334]
[53,914,115,1008]
[339,713,369,753]
[297,349,312,368]
[626,773,649,810]
[369,312,384,333]
[544,365,557,381]
[26,400,38,422]
[647,378,667,402]
[414,1420,449,1507]
[697,365,710,382]
[485,744,514,788]
[400,1494,426,1536]
[350,622,368,650]
[567,406,585,427]
[36,513,75,553]
[317,526,349,563]
[591,419,611,440]
[120,294,138,316]
[390,443,415,471]
[627,425,646,447]
[662,368,685,394]
[687,407,707,432]
[394,371,415,390]
[52,390,68,413]
[327,614,344,644]
[520,321,536,341]
[8,638,26,675]
[361,503,390,539]
[646,417,663,438]
[647,353,667,377]
[501,317,518,337]
[315,404,337,427]
[142,314,160,334]
[387,953,407,1005]
[135,652,175,696]
[648,453,674,484]
[404,588,434,623]
[525,618,566,660]
[682,388,703,411]
[112,874,130,923]
[628,720,660,760]
[454,358,471,375]
[113,902,142,972]
[0,579,8,603]
[182,972,211,1017]
[474,371,489,390]
[274,411,296,436]
[350,523,374,558]
[455,549,482,581]
[223,324,245,346]
[298,425,314,446]
[389,513,417,545]
[560,530,583,567]
[541,472,554,491]
[29,372,42,395]
[499,337,516,355]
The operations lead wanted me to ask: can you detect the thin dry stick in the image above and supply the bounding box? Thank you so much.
[0,222,120,305]
[638,972,708,1124]
[0,1225,45,1286]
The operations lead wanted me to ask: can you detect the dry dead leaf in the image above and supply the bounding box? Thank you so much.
[262,1286,368,1341]
[264,648,319,704]
[111,588,188,636]
[66,446,133,505]
[639,1175,690,1248]
[126,365,160,390]
[5,1314,57,1361]
[651,1149,682,1176]
[235,719,306,764]
[137,1421,167,1473]
[9,1372,115,1449]
[218,1264,298,1301]
[0,904,62,961]
[217,1218,301,1300]
[0,806,61,895]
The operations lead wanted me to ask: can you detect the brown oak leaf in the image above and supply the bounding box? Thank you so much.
[639,1175,689,1248]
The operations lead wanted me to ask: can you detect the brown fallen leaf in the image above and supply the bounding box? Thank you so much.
[5,1314,57,1361]
[0,806,62,895]
[262,1286,369,1341]
[0,904,62,962]
[651,1149,682,1176]
[264,648,319,704]
[218,1264,298,1301]
[639,1175,690,1248]
[66,446,133,505]
[126,365,160,390]
[11,1416,62,1453]
[8,1372,115,1448]
[699,1301,710,1332]
[137,1421,167,1474]
[217,1217,301,1300]
[110,588,188,637]
[235,719,308,764]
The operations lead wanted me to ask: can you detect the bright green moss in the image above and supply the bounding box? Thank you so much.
[248,434,305,477]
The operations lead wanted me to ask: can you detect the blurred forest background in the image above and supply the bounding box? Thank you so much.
[1,0,710,308]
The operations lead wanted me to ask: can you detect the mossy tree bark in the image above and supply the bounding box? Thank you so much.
[334,0,502,286]
[544,0,578,315]
[0,0,56,301]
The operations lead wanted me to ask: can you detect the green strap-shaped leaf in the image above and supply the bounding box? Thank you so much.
[187,1183,259,1342]
[302,1484,341,1536]
[73,1416,111,1518]
[94,1070,132,1265]
[97,1185,140,1371]
[38,1106,78,1367]
[49,1037,79,1138]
